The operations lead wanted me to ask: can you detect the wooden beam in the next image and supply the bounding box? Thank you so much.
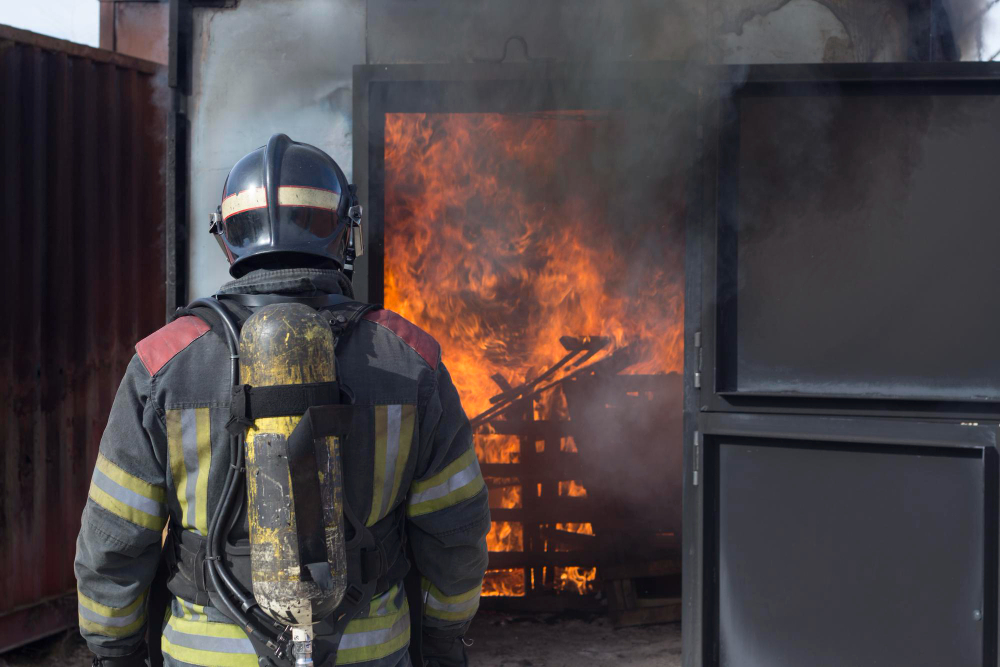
[600,558,682,581]
[489,499,598,524]
[488,551,603,569]
[611,597,681,628]
[480,420,575,438]
[480,595,604,614]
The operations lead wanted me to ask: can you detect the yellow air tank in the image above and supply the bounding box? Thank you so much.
[240,303,347,665]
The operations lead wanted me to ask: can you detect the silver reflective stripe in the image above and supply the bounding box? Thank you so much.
[372,584,405,617]
[425,592,480,614]
[373,590,391,617]
[339,611,409,650]
[78,602,144,628]
[162,625,255,654]
[380,404,402,513]
[180,409,200,531]
[177,598,203,622]
[92,467,165,518]
[408,461,479,506]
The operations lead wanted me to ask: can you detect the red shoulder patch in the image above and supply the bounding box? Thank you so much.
[135,316,211,376]
[363,309,440,370]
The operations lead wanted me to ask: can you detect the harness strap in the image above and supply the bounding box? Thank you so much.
[226,382,341,435]
[166,514,404,601]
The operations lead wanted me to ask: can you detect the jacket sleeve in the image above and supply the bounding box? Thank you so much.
[406,361,490,639]
[75,355,169,657]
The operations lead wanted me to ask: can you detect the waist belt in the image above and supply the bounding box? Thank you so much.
[164,516,406,609]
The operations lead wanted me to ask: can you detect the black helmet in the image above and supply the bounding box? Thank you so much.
[209,133,363,278]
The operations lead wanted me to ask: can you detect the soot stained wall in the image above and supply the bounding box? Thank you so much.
[188,0,364,299]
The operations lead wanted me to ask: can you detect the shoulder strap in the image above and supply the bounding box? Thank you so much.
[173,300,253,338]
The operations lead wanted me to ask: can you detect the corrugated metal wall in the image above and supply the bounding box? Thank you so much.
[0,25,166,652]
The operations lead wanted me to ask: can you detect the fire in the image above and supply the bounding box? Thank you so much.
[384,111,684,597]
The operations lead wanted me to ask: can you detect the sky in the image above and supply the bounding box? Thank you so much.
[0,0,100,47]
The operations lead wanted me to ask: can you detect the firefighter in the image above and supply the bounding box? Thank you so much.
[74,134,490,667]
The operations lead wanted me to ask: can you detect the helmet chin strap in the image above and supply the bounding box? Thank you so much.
[342,184,364,281]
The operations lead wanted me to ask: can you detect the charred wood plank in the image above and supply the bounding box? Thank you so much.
[480,595,604,614]
[478,420,575,438]
[610,597,681,628]
[487,551,603,568]
[481,457,588,481]
[599,558,682,581]
[490,499,597,524]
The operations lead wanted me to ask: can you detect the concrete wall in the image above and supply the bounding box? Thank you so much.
[187,0,364,299]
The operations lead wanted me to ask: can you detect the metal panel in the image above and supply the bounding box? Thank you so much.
[0,25,166,653]
[695,413,998,667]
[699,62,1000,420]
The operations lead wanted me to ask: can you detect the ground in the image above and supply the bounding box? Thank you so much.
[469,612,682,667]
[0,614,681,666]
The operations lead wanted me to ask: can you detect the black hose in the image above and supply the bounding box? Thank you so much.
[188,297,286,651]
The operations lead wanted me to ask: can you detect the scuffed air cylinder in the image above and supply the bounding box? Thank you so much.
[240,303,347,627]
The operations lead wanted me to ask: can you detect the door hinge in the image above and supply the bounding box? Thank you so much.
[693,430,701,486]
[693,331,702,389]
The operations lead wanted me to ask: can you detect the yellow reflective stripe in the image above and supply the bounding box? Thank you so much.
[367,406,389,526]
[161,611,257,667]
[166,613,253,639]
[95,453,166,503]
[78,590,147,638]
[161,637,257,667]
[367,583,403,617]
[337,599,410,665]
[80,614,146,639]
[407,449,485,517]
[79,589,146,618]
[421,579,481,622]
[410,448,477,494]
[167,408,212,534]
[166,409,189,526]
[88,482,165,531]
[389,405,416,510]
[194,408,212,535]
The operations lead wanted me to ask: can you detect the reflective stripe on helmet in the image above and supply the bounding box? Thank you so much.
[222,185,340,220]
[221,186,267,219]
[367,404,417,526]
[277,185,340,211]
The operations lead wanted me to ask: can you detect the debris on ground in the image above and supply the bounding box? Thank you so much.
[0,612,683,666]
[468,612,681,667]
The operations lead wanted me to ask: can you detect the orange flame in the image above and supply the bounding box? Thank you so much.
[384,111,684,597]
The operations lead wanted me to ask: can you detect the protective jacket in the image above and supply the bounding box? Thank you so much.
[75,268,491,667]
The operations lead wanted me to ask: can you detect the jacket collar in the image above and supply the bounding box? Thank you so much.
[217,268,351,297]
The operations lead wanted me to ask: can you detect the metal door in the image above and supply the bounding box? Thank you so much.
[686,63,1000,667]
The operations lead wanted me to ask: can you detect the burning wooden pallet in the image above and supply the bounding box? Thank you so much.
[474,336,682,615]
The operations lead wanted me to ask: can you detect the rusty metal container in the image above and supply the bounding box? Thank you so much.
[0,25,166,652]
